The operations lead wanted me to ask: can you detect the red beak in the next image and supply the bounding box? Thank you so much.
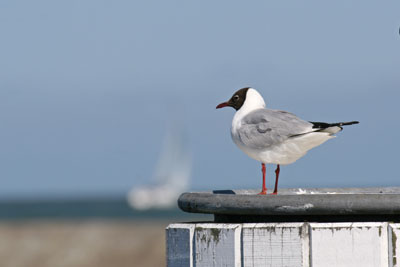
[216,102,229,109]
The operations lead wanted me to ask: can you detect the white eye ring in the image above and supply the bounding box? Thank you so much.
[233,95,239,101]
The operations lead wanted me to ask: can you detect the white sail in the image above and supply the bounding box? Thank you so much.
[127,124,191,210]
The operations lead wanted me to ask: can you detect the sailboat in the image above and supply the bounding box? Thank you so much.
[127,124,191,210]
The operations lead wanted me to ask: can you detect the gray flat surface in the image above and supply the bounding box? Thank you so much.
[178,187,400,217]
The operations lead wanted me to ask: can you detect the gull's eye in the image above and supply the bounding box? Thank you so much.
[233,95,239,101]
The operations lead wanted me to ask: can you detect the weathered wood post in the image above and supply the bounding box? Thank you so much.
[166,187,400,267]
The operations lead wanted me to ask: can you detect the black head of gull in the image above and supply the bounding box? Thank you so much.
[216,87,250,111]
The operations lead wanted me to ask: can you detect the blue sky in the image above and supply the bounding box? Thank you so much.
[1,0,399,198]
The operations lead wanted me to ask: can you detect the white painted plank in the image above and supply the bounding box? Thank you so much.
[242,223,309,267]
[311,222,389,267]
[194,223,241,267]
[166,224,194,267]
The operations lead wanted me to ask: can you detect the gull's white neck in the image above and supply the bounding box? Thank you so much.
[232,88,266,129]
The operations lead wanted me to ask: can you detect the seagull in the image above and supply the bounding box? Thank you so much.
[216,87,359,195]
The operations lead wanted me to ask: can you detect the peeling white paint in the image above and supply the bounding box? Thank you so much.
[276,203,314,212]
[295,188,338,195]
[296,188,308,194]
[310,222,389,267]
[242,223,308,267]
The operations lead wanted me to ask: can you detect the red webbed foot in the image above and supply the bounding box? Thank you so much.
[258,189,267,195]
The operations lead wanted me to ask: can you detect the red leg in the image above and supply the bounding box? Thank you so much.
[258,163,267,195]
[271,164,280,195]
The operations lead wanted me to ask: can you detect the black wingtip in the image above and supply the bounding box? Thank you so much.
[340,121,359,126]
[311,121,360,129]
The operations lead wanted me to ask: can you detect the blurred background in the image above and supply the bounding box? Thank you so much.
[1,0,399,266]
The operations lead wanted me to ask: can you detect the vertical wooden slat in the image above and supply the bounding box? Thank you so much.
[166,224,194,267]
[301,222,311,267]
[310,222,389,267]
[193,223,241,267]
[241,223,309,267]
[388,223,400,267]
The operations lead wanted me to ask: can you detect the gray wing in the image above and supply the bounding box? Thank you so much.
[236,109,314,149]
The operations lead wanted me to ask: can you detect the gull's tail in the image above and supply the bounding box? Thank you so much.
[311,121,359,129]
[309,121,359,134]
